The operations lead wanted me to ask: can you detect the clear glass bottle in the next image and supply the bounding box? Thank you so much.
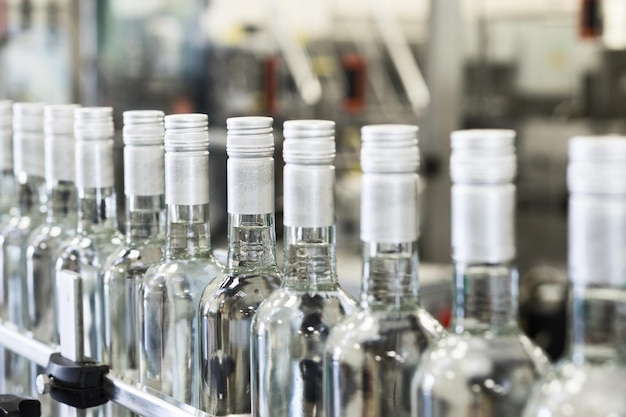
[55,107,123,364]
[0,100,15,222]
[0,102,47,396]
[101,110,165,380]
[139,113,224,408]
[324,125,444,417]
[251,120,358,417]
[522,136,626,417]
[199,116,282,415]
[412,129,550,417]
[25,104,79,415]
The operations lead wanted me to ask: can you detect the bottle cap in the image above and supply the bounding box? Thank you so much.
[361,124,419,173]
[283,119,335,164]
[226,116,274,157]
[450,129,516,184]
[13,102,45,133]
[44,104,80,136]
[123,110,165,146]
[74,107,114,139]
[164,113,208,151]
[568,135,626,194]
[0,100,12,127]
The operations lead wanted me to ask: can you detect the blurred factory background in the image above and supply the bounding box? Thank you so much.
[1,0,624,359]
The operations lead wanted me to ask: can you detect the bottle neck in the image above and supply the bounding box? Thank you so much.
[76,186,118,233]
[567,193,626,364]
[570,284,626,365]
[46,180,77,223]
[166,203,213,259]
[360,241,419,311]
[452,262,519,334]
[283,225,339,290]
[227,213,277,271]
[16,173,46,216]
[125,194,165,245]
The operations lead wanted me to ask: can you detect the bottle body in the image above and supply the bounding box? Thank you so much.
[102,194,164,378]
[252,227,358,417]
[1,180,46,324]
[326,309,442,417]
[55,187,122,361]
[325,245,444,417]
[0,179,46,395]
[412,264,549,417]
[252,284,356,417]
[101,238,162,417]
[26,181,77,343]
[25,180,76,417]
[200,262,281,415]
[139,203,224,407]
[102,243,163,375]
[140,256,223,405]
[199,213,282,415]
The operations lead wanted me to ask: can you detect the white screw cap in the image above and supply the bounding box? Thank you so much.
[164,113,208,151]
[361,124,419,173]
[74,107,114,140]
[226,116,274,158]
[123,110,164,146]
[283,119,335,164]
[450,129,516,184]
[568,135,626,194]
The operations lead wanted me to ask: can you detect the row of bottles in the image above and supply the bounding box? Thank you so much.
[0,99,623,417]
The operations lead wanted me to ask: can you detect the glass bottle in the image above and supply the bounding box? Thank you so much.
[139,113,224,408]
[0,100,15,222]
[199,116,282,415]
[101,110,165,380]
[324,125,444,417]
[412,129,550,417]
[251,120,358,417]
[0,102,47,396]
[522,136,626,417]
[55,106,123,363]
[25,104,79,415]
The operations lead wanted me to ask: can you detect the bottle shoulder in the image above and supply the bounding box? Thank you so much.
[415,331,550,389]
[56,231,124,269]
[68,229,123,248]
[2,214,43,244]
[252,286,358,334]
[200,270,282,315]
[141,257,225,294]
[27,223,74,250]
[101,244,164,283]
[523,361,626,417]
[326,308,445,355]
